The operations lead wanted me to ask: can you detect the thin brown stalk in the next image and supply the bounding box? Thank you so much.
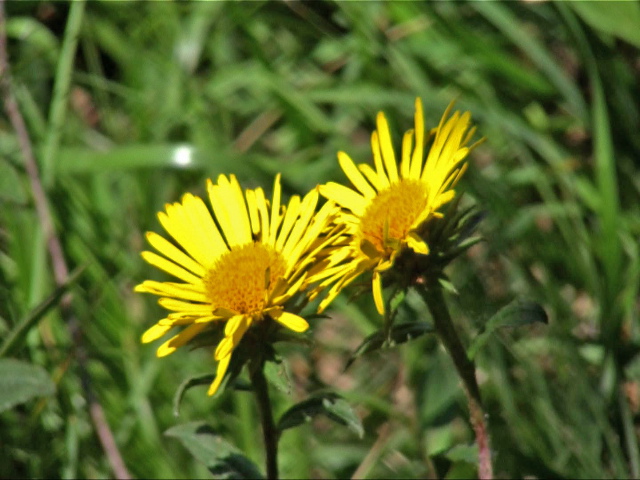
[0,3,130,479]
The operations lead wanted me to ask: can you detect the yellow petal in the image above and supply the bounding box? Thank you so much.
[406,232,430,255]
[215,315,251,360]
[156,323,208,357]
[146,232,205,277]
[254,187,270,241]
[400,130,414,179]
[376,112,398,183]
[208,354,231,396]
[269,174,282,246]
[338,151,376,199]
[319,182,366,216]
[245,189,261,236]
[182,193,228,266]
[275,194,301,251]
[371,131,390,188]
[140,251,201,285]
[142,323,172,343]
[372,270,385,315]
[282,188,318,259]
[135,280,207,302]
[410,97,425,179]
[357,163,382,191]
[208,175,252,247]
[158,297,212,314]
[271,310,309,333]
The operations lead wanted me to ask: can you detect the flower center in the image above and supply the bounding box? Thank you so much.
[203,243,287,315]
[358,179,429,255]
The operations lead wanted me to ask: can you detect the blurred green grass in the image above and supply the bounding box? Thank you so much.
[1,1,639,478]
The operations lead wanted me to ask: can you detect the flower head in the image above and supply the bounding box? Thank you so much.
[313,98,482,314]
[136,174,337,395]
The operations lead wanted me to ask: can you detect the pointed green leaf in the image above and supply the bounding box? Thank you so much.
[263,360,291,395]
[277,392,364,438]
[0,266,84,358]
[173,374,215,417]
[570,1,640,49]
[0,359,56,413]
[165,422,264,479]
[468,300,548,360]
[346,322,435,369]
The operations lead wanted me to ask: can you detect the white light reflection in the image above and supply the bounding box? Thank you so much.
[173,145,193,167]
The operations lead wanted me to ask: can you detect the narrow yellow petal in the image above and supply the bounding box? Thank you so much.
[406,232,430,255]
[136,280,207,302]
[254,187,270,241]
[215,315,251,360]
[146,232,205,277]
[156,323,208,357]
[376,112,398,183]
[400,130,414,179]
[275,194,301,251]
[337,151,376,199]
[142,323,172,343]
[208,175,252,247]
[371,131,390,188]
[182,193,227,266]
[158,297,212,313]
[245,189,261,236]
[319,182,366,216]
[410,97,425,179]
[281,188,319,259]
[372,270,385,315]
[141,251,201,285]
[208,354,231,396]
[271,310,309,333]
[159,197,225,267]
[269,174,282,246]
[358,163,382,191]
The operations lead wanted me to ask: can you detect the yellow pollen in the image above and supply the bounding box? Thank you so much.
[358,179,429,255]
[203,243,287,315]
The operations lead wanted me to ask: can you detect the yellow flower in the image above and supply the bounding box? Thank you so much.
[313,98,482,315]
[136,174,337,396]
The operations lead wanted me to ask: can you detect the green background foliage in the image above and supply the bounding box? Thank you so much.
[1,1,639,478]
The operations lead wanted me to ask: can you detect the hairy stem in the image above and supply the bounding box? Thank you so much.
[250,362,279,480]
[418,285,493,480]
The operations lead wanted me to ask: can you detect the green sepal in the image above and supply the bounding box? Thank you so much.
[467,299,548,360]
[165,422,264,479]
[277,392,364,438]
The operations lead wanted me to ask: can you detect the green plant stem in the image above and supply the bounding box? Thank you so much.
[250,362,279,480]
[418,285,493,480]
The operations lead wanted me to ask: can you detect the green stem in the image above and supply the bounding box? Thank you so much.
[249,361,279,480]
[418,285,493,480]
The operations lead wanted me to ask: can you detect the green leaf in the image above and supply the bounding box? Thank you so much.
[172,374,215,417]
[165,422,264,479]
[0,266,84,358]
[569,1,640,49]
[346,322,435,369]
[468,300,548,360]
[263,360,291,395]
[0,359,56,413]
[277,392,364,438]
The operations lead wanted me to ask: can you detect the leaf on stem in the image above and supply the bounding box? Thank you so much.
[165,422,264,479]
[277,392,364,438]
[467,299,548,360]
[345,322,435,369]
[0,358,55,413]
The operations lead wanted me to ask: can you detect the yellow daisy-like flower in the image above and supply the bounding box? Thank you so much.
[136,174,337,396]
[314,98,482,315]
